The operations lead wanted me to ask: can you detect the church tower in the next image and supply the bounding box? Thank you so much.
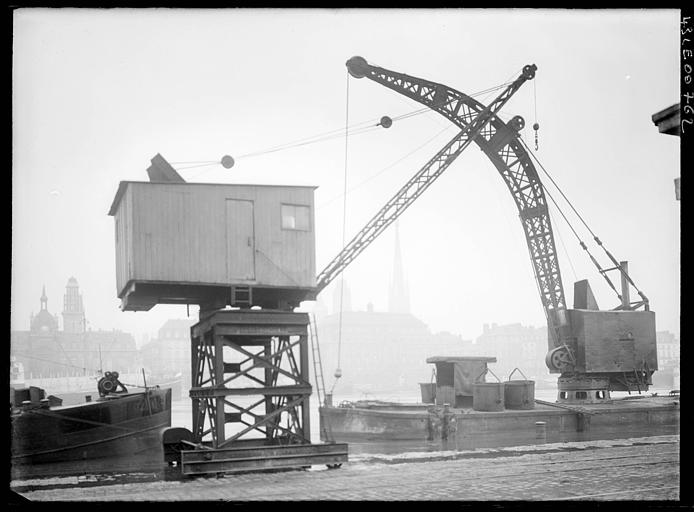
[30,285,59,334]
[388,223,410,314]
[62,277,86,334]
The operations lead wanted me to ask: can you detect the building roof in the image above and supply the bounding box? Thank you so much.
[651,104,680,136]
[108,180,319,216]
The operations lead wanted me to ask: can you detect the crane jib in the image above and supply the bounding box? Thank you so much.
[317,57,565,347]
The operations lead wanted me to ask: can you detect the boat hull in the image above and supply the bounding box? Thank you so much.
[320,395,680,446]
[11,388,172,465]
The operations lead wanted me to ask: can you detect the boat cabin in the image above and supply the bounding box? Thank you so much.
[425,356,497,408]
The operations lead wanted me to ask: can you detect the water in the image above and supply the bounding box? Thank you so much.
[11,386,677,489]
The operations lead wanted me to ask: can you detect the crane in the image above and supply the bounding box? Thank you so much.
[315,56,657,402]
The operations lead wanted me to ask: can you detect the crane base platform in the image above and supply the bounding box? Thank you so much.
[179,442,349,476]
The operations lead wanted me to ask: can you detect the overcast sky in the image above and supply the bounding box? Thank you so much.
[12,8,680,344]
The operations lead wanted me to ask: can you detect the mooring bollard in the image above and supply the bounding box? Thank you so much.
[426,407,435,441]
[442,403,451,441]
[535,421,547,442]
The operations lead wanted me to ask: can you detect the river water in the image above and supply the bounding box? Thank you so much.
[10,386,678,489]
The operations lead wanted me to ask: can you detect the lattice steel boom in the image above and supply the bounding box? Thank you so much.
[316,56,567,346]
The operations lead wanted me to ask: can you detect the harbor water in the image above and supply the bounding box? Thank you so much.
[11,386,677,485]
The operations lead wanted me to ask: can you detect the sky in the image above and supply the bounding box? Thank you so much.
[12,8,680,345]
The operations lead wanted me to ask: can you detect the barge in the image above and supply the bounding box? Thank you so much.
[319,357,680,448]
[11,371,172,465]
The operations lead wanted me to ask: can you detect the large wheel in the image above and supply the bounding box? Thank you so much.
[545,346,573,372]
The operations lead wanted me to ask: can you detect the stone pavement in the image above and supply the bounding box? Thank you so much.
[12,435,680,501]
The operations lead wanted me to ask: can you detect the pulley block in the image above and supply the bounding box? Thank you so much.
[545,346,574,372]
[379,116,393,128]
[346,56,369,79]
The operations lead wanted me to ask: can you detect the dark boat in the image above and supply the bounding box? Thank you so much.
[11,371,172,465]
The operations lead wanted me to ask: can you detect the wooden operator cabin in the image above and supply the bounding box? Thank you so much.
[108,180,317,312]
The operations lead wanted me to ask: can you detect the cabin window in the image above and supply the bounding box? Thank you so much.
[281,204,310,231]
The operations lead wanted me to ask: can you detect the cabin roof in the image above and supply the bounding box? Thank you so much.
[108,180,319,216]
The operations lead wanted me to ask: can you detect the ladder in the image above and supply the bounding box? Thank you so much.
[308,313,328,407]
[309,314,336,443]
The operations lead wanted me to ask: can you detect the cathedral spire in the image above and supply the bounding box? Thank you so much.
[40,284,47,310]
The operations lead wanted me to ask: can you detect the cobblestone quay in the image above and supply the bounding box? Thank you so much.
[12,435,680,502]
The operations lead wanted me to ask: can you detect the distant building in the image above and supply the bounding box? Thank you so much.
[140,318,195,386]
[11,278,139,378]
[317,229,473,397]
[62,276,86,334]
[474,322,550,382]
[656,331,680,368]
[316,306,474,397]
[652,330,680,390]
[331,279,352,315]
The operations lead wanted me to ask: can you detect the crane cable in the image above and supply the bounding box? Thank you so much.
[537,170,624,302]
[325,74,520,393]
[180,79,517,180]
[518,137,640,305]
[521,136,648,307]
[331,70,351,395]
[532,78,540,151]
[317,123,455,210]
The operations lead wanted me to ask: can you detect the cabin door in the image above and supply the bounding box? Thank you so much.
[226,199,256,280]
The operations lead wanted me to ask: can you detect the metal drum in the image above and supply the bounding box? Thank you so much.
[504,368,535,410]
[472,368,505,412]
[419,382,436,404]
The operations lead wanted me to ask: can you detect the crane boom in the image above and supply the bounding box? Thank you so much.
[314,56,658,397]
[316,60,539,297]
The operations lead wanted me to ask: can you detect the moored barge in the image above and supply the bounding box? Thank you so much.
[319,357,680,447]
[11,371,172,464]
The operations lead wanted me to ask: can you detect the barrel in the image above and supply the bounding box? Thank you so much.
[472,382,505,412]
[504,379,535,410]
[419,383,436,404]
